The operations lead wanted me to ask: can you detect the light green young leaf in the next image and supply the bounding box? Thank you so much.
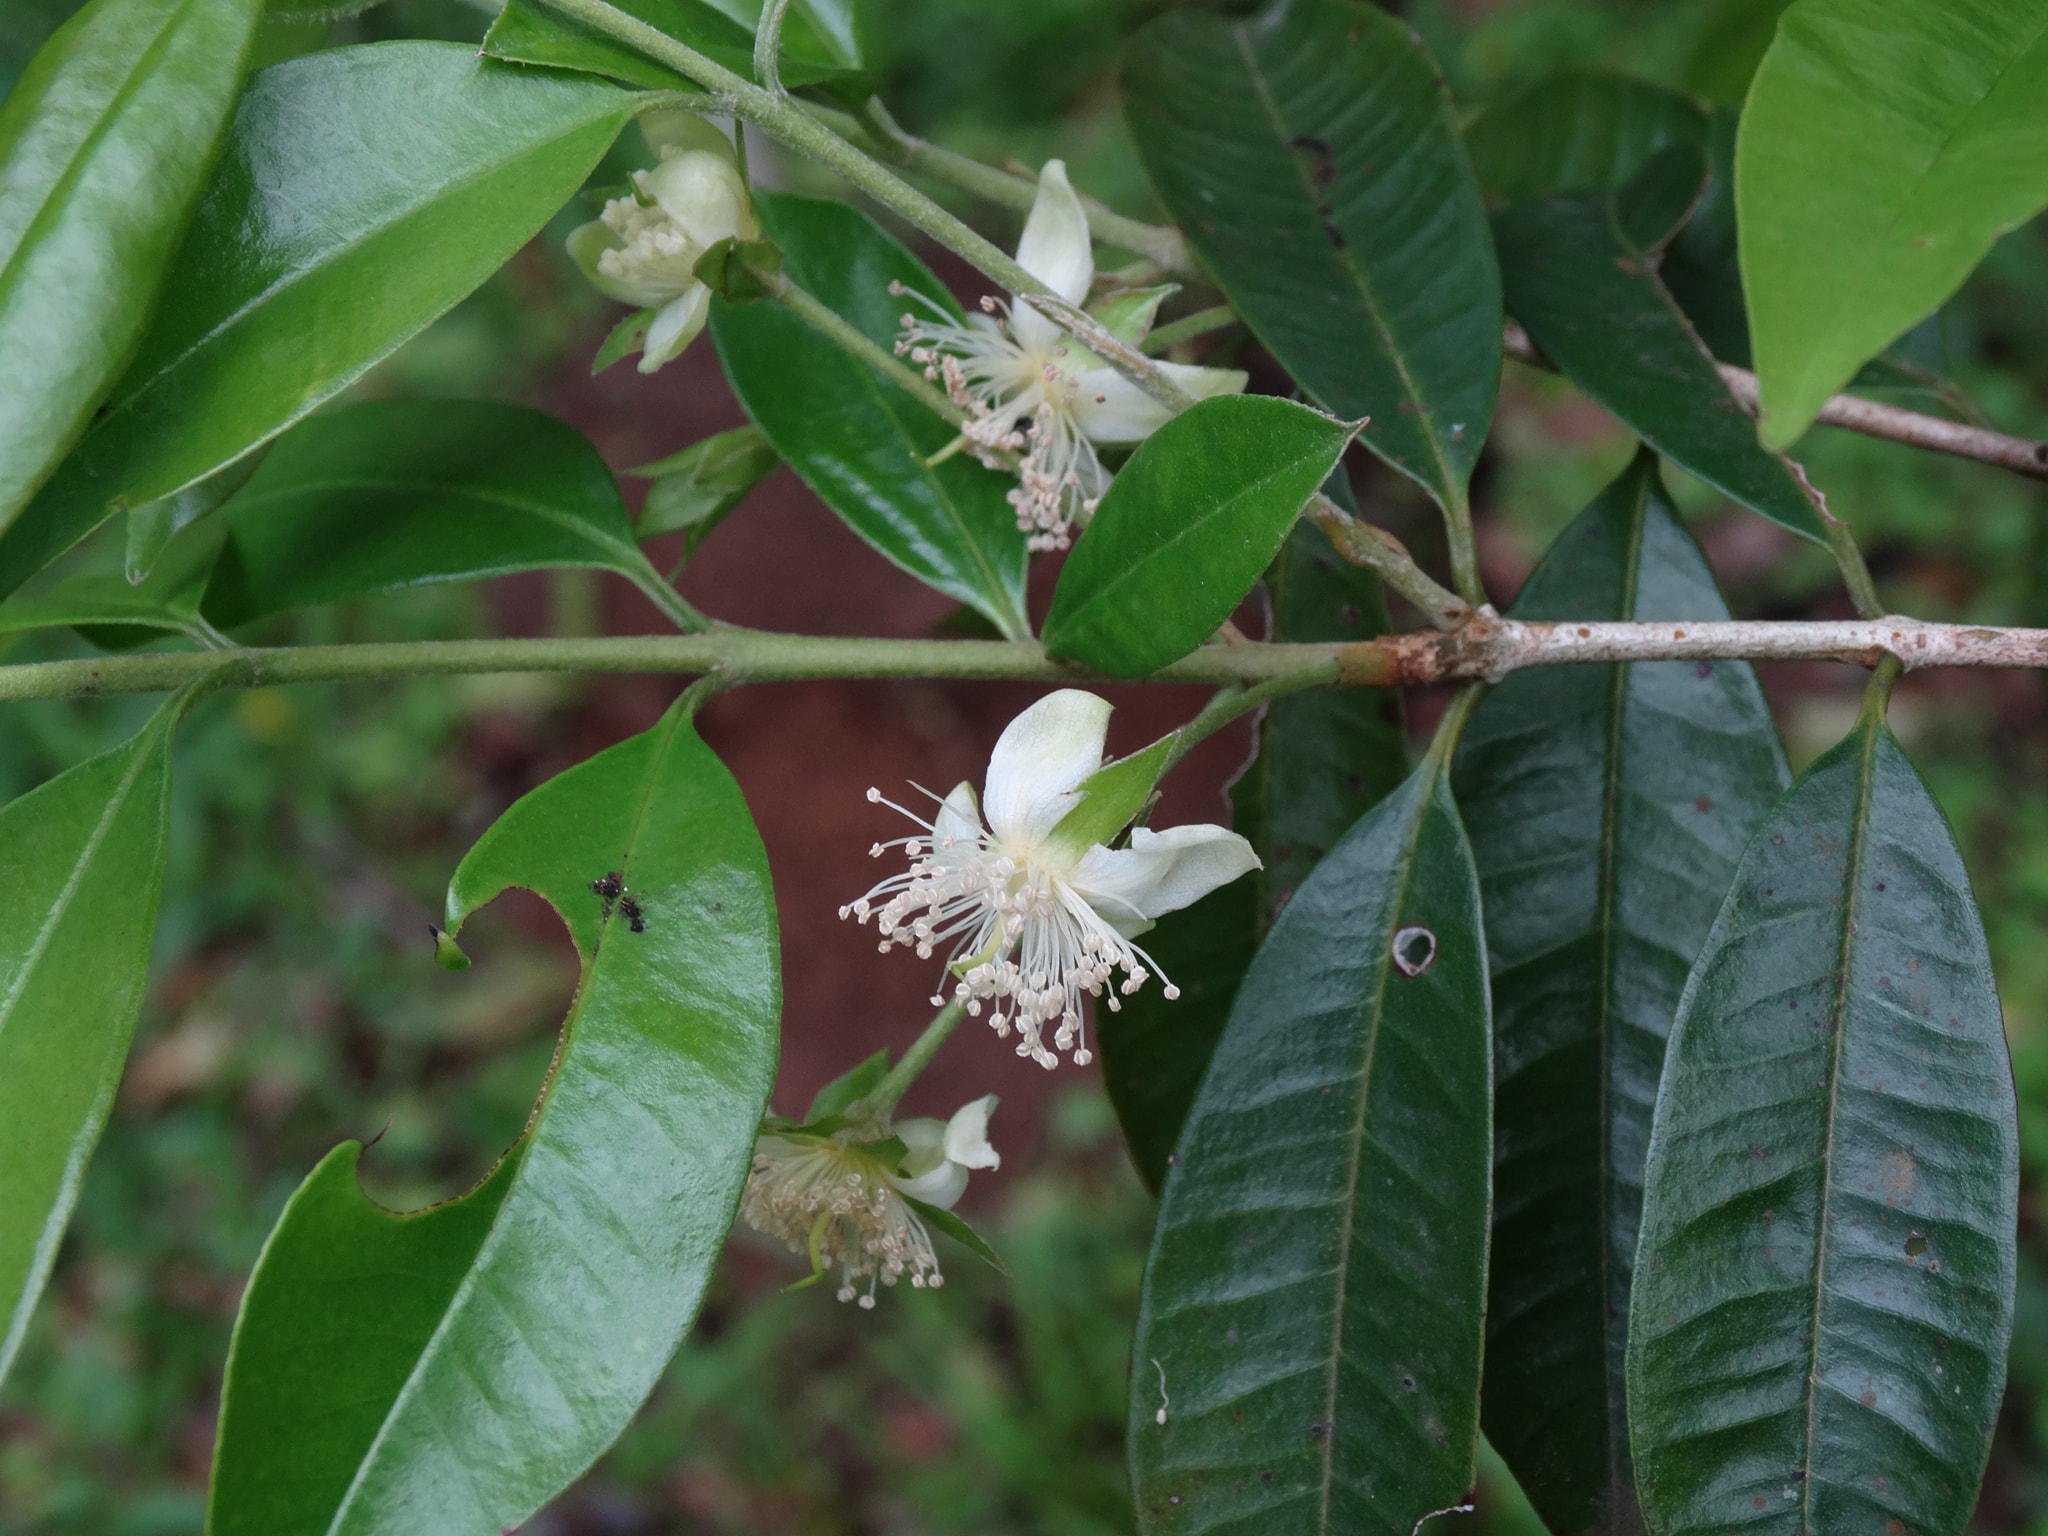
[0,0,264,535]
[0,690,186,1385]
[631,424,781,547]
[208,699,780,1536]
[0,44,636,602]
[1738,0,2048,448]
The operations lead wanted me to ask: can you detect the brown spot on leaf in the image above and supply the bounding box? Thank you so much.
[1879,1150,1916,1204]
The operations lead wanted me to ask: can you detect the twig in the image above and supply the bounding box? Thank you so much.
[1503,324,2048,482]
[1306,495,1473,631]
[752,0,794,94]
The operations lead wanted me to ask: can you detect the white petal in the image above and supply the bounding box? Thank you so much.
[895,1116,946,1169]
[942,1094,1001,1171]
[638,287,710,373]
[1156,359,1250,401]
[935,781,983,846]
[1070,368,1173,444]
[566,220,652,306]
[892,1159,969,1210]
[1015,159,1095,307]
[1069,824,1261,924]
[643,148,755,248]
[984,689,1112,846]
[639,109,736,161]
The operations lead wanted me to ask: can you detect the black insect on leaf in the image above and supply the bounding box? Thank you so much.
[618,895,646,933]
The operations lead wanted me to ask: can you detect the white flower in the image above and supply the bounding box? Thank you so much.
[739,1096,999,1308]
[892,161,1247,551]
[567,113,757,374]
[841,690,1261,1069]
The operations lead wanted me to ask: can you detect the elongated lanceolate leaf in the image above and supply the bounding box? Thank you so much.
[0,44,635,602]
[1100,498,1406,1193]
[198,400,679,628]
[0,693,183,1385]
[208,701,780,1536]
[1451,451,1788,1536]
[485,0,858,90]
[1129,735,1491,1534]
[1493,152,1830,545]
[0,0,262,533]
[1738,0,2048,448]
[1464,68,1708,204]
[711,194,1029,640]
[1628,702,2018,1536]
[1044,397,1357,677]
[1123,0,1501,513]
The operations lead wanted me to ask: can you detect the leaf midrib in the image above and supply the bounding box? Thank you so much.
[1796,715,1882,1530]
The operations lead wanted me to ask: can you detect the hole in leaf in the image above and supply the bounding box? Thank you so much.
[1905,1232,1929,1257]
[1392,926,1436,977]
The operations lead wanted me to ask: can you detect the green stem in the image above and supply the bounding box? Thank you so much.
[623,567,709,632]
[1145,305,1238,354]
[1423,679,1487,767]
[854,98,1193,274]
[770,275,966,427]
[863,999,968,1119]
[1826,518,1886,620]
[1440,484,1487,611]
[1306,495,1471,631]
[1861,651,1904,719]
[1161,662,1341,773]
[752,0,793,94]
[528,0,1194,414]
[0,631,1362,704]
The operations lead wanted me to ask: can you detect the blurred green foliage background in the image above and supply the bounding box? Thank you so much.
[1,0,2045,1531]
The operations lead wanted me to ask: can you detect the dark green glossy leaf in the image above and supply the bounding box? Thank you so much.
[209,701,780,1536]
[1451,451,1789,1536]
[0,44,635,601]
[1464,67,1708,204]
[196,400,684,629]
[1737,0,2048,448]
[1129,739,1491,1534]
[631,423,780,550]
[485,0,858,91]
[124,449,265,583]
[1044,396,1356,677]
[1098,503,1407,1194]
[711,193,1028,640]
[0,692,182,1384]
[1124,0,1501,513]
[1628,702,2017,1536]
[0,0,263,533]
[1492,153,1830,545]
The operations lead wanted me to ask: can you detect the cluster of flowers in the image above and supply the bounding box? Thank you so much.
[571,119,1263,1304]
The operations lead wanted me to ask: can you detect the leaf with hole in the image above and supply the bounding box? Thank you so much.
[1492,149,1829,545]
[711,193,1029,641]
[1451,449,1789,1536]
[0,43,635,602]
[1628,699,2017,1536]
[1043,396,1357,677]
[0,0,264,535]
[196,400,689,630]
[0,691,184,1386]
[1128,737,1491,1534]
[1737,0,2048,448]
[1123,0,1501,513]
[207,700,780,1536]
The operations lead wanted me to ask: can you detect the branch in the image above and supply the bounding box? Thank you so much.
[1503,324,2048,482]
[6,616,2048,704]
[1307,495,1474,631]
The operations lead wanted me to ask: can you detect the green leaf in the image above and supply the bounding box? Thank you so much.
[1123,0,1501,513]
[1464,67,1708,203]
[0,692,183,1384]
[0,44,635,602]
[710,193,1029,641]
[631,424,780,549]
[1045,734,1177,860]
[1098,498,1407,1194]
[196,400,682,629]
[0,0,264,535]
[1628,701,2017,1536]
[209,699,780,1536]
[484,0,859,90]
[1043,396,1357,677]
[1129,739,1492,1534]
[1737,0,2048,449]
[806,1047,890,1121]
[0,519,225,646]
[1492,153,1830,545]
[1450,450,1789,1536]
[124,449,265,584]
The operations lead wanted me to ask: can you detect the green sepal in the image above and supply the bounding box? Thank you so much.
[593,308,655,374]
[805,1048,892,1121]
[694,237,784,303]
[902,1195,1010,1276]
[1043,733,1177,861]
[1088,283,1180,346]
